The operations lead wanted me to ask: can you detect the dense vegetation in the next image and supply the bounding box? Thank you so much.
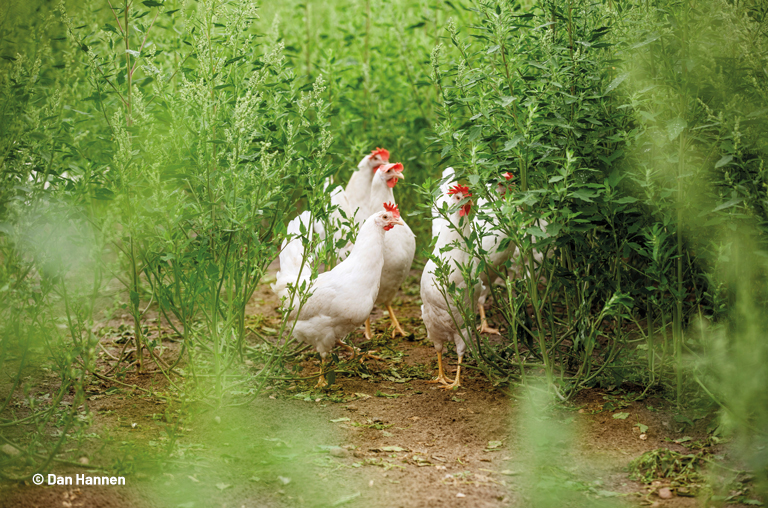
[1,0,767,497]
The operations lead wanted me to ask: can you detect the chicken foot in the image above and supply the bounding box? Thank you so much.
[315,359,329,389]
[440,355,463,390]
[386,304,408,338]
[477,303,500,335]
[364,317,373,340]
[335,339,384,362]
[426,352,454,385]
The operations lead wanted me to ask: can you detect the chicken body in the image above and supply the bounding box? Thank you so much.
[362,163,416,338]
[326,149,390,261]
[421,183,479,388]
[345,148,390,223]
[273,210,404,385]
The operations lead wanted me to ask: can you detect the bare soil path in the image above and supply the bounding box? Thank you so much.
[0,266,737,508]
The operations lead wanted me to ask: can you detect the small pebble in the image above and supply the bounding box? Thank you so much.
[658,487,673,499]
[456,493,466,498]
[78,457,89,465]
[214,416,221,424]
[639,433,647,440]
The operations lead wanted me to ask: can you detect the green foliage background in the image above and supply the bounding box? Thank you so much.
[1,0,767,497]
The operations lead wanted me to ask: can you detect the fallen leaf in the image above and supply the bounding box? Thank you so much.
[635,423,649,433]
[1,444,19,457]
[278,476,291,485]
[376,446,407,452]
[215,483,230,490]
[188,475,199,483]
[330,417,351,423]
[613,412,630,420]
[486,441,503,449]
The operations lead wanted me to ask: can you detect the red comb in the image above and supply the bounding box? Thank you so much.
[383,202,400,218]
[447,184,471,196]
[503,172,514,180]
[371,147,390,161]
[379,162,403,172]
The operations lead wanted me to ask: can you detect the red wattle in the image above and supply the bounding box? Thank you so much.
[387,177,399,188]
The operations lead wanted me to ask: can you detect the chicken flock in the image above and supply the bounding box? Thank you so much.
[272,148,530,389]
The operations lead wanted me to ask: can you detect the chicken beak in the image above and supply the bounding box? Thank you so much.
[394,172,405,180]
[392,217,405,227]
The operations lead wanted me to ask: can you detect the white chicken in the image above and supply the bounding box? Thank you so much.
[473,171,517,335]
[273,208,405,387]
[421,183,479,389]
[431,167,456,238]
[361,162,416,339]
[474,171,549,333]
[344,147,391,223]
[325,148,391,261]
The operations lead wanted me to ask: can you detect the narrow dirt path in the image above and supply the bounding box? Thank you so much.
[0,265,720,508]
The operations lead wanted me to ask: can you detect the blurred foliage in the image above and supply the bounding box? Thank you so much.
[0,0,767,498]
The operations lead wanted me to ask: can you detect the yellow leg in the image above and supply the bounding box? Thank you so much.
[477,303,500,335]
[364,317,372,340]
[426,352,453,385]
[440,355,463,390]
[315,358,328,389]
[387,304,408,338]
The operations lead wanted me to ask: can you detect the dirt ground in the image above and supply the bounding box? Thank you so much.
[0,265,758,508]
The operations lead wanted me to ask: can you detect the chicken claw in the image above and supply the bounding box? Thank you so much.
[315,359,329,389]
[426,352,455,386]
[439,356,463,390]
[387,305,408,338]
[477,304,500,335]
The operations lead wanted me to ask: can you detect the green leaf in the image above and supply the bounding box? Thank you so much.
[499,95,516,107]
[666,118,687,141]
[570,189,597,202]
[612,412,630,420]
[714,154,733,168]
[605,72,628,94]
[635,423,648,433]
[713,197,742,212]
[143,0,164,6]
[503,134,524,151]
[486,440,503,449]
